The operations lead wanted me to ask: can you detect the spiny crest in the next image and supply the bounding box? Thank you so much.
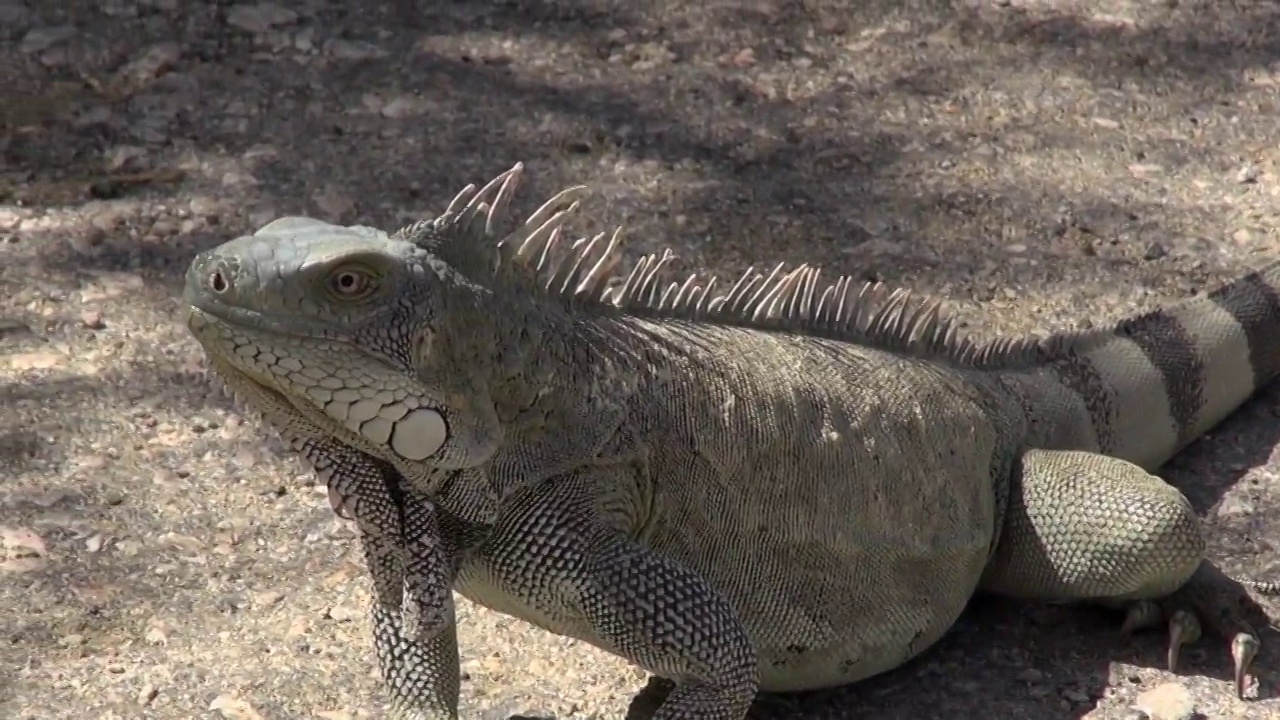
[392,163,1114,370]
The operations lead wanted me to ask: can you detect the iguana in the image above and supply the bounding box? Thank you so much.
[184,163,1279,719]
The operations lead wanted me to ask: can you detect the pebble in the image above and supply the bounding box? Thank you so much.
[326,603,360,622]
[226,3,297,34]
[1133,682,1195,720]
[19,25,76,54]
[81,311,105,330]
[379,95,431,119]
[1143,242,1168,261]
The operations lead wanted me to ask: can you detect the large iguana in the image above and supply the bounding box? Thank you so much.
[183,164,1278,719]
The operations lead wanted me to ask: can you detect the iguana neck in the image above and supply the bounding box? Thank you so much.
[426,288,642,450]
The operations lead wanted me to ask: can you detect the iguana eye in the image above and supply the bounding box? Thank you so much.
[327,266,377,300]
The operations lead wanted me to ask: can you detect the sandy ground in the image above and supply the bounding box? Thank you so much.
[3,1,1280,718]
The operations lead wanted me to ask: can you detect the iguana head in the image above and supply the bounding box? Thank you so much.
[183,164,587,477]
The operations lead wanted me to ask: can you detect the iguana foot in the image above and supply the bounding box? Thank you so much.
[1120,586,1260,699]
[1122,575,1271,698]
[1135,563,1272,700]
[1119,603,1209,680]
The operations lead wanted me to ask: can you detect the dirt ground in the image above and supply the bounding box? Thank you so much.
[3,0,1280,718]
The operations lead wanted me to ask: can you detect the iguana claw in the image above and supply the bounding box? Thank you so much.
[1165,609,1201,673]
[328,485,356,520]
[1231,632,1259,700]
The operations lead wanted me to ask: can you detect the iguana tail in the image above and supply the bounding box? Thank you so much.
[1005,259,1280,471]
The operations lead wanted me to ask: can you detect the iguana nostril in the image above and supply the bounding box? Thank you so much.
[209,269,228,293]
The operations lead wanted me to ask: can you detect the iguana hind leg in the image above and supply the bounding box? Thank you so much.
[978,448,1268,698]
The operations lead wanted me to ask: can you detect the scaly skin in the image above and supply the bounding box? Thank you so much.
[184,164,1278,718]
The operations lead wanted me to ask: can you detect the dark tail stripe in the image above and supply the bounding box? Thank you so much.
[1046,351,1117,453]
[1113,308,1206,447]
[1208,272,1280,388]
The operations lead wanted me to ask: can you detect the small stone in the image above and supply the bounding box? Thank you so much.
[20,25,77,55]
[293,27,315,52]
[104,145,149,172]
[1,526,48,557]
[1060,686,1090,703]
[137,683,158,705]
[1143,242,1167,261]
[324,39,387,60]
[1134,682,1195,720]
[254,590,284,607]
[67,229,107,255]
[81,310,105,329]
[144,625,169,645]
[379,95,429,119]
[88,206,129,232]
[326,603,360,622]
[312,186,355,220]
[1214,491,1255,518]
[6,351,65,370]
[226,3,297,34]
[116,43,181,87]
[1236,163,1259,184]
[147,217,180,238]
[1016,668,1045,683]
[189,195,221,217]
[0,557,47,573]
[209,693,266,720]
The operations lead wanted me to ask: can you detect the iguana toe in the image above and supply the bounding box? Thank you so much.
[1121,599,1164,636]
[1165,609,1201,672]
[1231,632,1260,699]
[328,484,356,520]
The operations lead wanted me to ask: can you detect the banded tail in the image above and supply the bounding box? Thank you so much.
[1011,260,1280,470]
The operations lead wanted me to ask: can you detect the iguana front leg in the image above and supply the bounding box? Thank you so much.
[470,470,760,719]
[980,448,1274,698]
[291,434,464,719]
[211,368,464,716]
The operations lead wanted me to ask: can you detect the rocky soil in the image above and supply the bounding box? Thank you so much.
[3,1,1280,719]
